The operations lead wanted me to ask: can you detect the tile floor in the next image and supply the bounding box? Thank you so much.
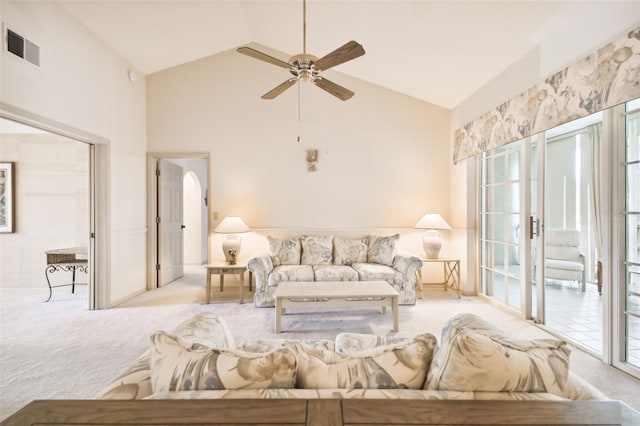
[543,280,640,368]
[543,281,603,354]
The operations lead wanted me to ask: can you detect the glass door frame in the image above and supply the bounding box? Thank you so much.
[613,102,639,375]
[477,137,535,318]
[532,132,546,323]
[520,136,534,320]
[479,141,525,311]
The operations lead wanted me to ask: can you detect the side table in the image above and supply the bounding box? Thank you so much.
[418,258,461,299]
[204,263,253,304]
[45,247,89,302]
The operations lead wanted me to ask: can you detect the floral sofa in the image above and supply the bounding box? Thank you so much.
[96,312,607,402]
[247,234,423,307]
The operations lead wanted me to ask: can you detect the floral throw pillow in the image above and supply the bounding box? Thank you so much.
[367,234,399,266]
[300,235,333,265]
[286,334,436,390]
[150,331,297,393]
[333,237,368,265]
[267,236,301,266]
[425,325,570,394]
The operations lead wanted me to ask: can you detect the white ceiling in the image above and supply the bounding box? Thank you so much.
[55,0,596,109]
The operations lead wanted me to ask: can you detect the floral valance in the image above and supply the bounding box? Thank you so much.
[453,24,640,164]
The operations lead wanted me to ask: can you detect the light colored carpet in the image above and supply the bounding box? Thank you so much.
[1,266,639,421]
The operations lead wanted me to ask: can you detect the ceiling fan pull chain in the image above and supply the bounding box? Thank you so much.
[298,80,301,122]
[297,81,302,142]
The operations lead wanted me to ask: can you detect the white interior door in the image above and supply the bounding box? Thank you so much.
[158,159,184,286]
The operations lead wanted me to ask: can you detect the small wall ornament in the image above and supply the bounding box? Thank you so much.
[306,149,318,172]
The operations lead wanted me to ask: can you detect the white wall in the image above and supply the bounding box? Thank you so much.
[449,5,640,295]
[183,172,202,264]
[0,1,148,305]
[453,5,640,128]
[147,49,452,265]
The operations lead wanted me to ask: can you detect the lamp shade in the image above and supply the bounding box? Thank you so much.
[414,213,451,230]
[214,215,250,234]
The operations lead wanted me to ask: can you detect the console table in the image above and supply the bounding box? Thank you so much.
[4,399,640,425]
[418,257,461,299]
[44,247,88,302]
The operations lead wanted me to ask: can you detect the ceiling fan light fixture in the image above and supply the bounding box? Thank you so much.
[289,53,318,82]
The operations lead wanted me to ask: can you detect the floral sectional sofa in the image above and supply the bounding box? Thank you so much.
[247,234,423,307]
[97,313,607,402]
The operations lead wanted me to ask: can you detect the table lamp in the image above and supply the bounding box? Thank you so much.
[214,215,250,264]
[415,213,451,259]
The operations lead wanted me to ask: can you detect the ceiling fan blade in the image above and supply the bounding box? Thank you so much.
[314,40,365,71]
[237,47,291,69]
[261,78,297,100]
[313,77,354,101]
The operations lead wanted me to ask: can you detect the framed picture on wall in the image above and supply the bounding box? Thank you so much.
[0,162,15,233]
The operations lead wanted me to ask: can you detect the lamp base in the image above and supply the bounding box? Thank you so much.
[222,235,241,265]
[422,230,442,259]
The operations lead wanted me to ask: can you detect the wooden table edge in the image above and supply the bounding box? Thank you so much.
[4,399,640,426]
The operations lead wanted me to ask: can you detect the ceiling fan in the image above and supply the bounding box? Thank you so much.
[237,0,365,101]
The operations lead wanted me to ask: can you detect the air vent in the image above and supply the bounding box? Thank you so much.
[5,26,40,67]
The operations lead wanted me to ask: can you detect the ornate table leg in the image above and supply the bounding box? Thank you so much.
[45,265,55,302]
[44,264,89,302]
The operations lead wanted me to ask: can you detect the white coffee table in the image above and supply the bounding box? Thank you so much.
[274,281,399,333]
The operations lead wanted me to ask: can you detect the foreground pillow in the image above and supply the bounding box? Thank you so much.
[367,234,399,266]
[287,334,436,389]
[237,338,335,355]
[171,312,235,349]
[333,237,368,265]
[438,312,550,348]
[150,331,297,392]
[334,333,412,356]
[267,236,301,266]
[425,326,570,393]
[97,313,233,400]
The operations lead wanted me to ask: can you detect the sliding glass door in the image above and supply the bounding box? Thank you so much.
[540,113,603,355]
[623,99,640,369]
[481,115,604,354]
[479,99,640,378]
[480,141,522,311]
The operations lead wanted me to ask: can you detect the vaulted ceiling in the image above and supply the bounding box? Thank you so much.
[56,1,613,109]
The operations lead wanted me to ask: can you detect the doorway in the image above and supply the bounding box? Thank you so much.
[147,153,210,289]
[0,115,99,309]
